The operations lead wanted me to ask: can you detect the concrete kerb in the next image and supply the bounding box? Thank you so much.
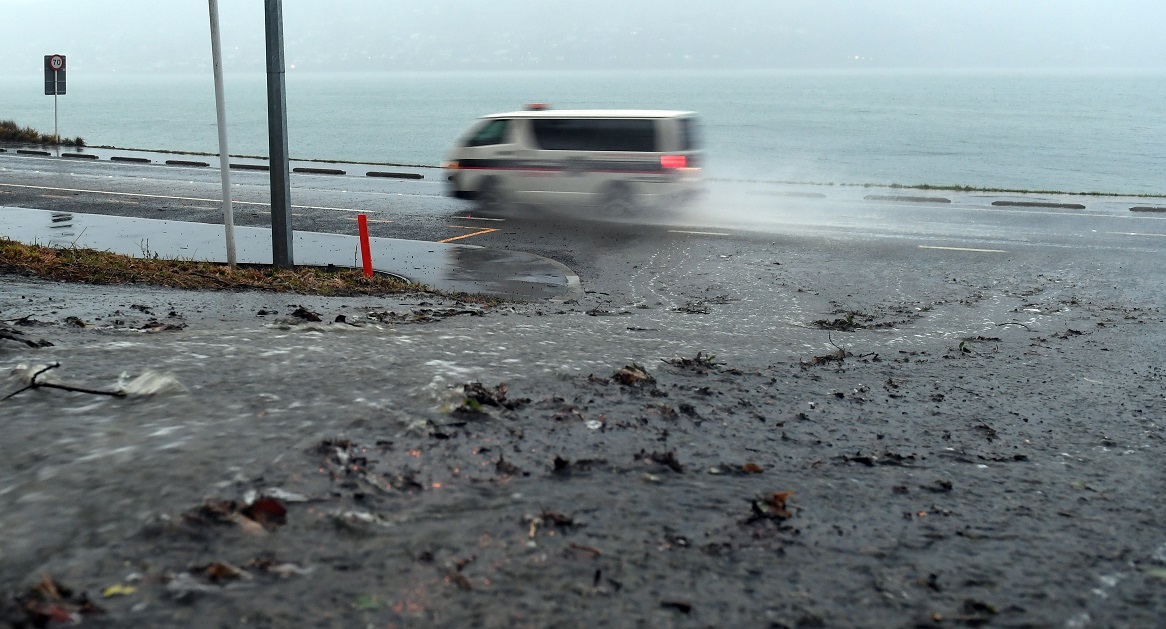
[865,194,952,204]
[293,167,346,176]
[367,171,424,180]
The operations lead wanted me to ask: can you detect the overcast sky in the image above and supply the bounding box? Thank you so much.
[3,0,1165,76]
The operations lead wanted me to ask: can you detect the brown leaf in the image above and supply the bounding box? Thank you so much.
[613,365,654,386]
[240,497,288,530]
[200,562,250,582]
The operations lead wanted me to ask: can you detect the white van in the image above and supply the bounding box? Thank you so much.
[443,108,703,215]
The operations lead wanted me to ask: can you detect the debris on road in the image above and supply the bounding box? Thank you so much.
[612,363,655,386]
[0,325,52,348]
[747,490,797,523]
[3,575,104,626]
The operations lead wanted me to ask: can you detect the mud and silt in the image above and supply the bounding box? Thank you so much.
[2,243,1165,627]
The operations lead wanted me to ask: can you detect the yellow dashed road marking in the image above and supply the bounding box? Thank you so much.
[439,227,498,243]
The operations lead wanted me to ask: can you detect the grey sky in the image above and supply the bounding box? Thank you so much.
[2,0,1164,76]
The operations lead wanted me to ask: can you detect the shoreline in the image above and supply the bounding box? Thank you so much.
[4,141,1163,199]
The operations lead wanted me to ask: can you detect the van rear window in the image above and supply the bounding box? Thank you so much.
[679,117,700,151]
[531,118,657,152]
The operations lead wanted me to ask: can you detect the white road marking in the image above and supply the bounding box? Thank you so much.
[918,245,1008,253]
[453,216,506,222]
[0,182,368,214]
[1107,231,1166,238]
[668,229,730,236]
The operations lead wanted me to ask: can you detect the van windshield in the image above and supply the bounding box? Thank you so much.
[467,119,510,147]
[531,118,657,152]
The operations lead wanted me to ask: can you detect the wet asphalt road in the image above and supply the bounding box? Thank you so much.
[2,150,1166,627]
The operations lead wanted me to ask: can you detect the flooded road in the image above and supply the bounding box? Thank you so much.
[2,152,1166,626]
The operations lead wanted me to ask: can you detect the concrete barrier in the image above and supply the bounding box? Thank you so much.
[230,163,270,171]
[16,149,51,156]
[62,153,98,159]
[165,159,211,167]
[864,194,951,204]
[293,166,346,175]
[759,191,827,199]
[367,171,424,180]
[110,156,152,163]
[992,201,1086,210]
[1130,206,1166,213]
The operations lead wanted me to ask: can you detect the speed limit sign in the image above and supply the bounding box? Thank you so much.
[44,54,66,95]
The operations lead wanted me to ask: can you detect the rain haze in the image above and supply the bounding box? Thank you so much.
[2,0,1166,75]
[5,3,1166,628]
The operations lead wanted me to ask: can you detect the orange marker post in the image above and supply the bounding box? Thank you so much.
[357,214,373,277]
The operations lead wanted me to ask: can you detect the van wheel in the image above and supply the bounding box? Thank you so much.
[476,178,505,215]
[598,183,636,218]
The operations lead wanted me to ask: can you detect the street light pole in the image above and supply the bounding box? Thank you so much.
[208,0,237,269]
[264,0,294,268]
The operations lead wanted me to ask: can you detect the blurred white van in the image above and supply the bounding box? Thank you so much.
[443,107,703,215]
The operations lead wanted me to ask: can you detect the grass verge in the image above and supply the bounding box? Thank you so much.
[0,239,501,302]
[1,119,84,147]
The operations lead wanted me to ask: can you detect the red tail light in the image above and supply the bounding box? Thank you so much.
[660,155,687,169]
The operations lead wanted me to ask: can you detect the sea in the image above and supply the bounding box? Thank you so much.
[2,69,1164,195]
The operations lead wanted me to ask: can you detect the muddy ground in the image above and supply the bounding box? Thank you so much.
[1,233,1165,628]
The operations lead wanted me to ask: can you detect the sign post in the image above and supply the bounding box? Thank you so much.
[44,54,66,150]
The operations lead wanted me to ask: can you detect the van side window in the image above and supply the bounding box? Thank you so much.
[467,119,510,147]
[531,119,657,152]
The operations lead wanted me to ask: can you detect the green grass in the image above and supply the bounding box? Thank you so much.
[0,119,84,147]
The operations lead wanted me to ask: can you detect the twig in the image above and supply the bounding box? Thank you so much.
[2,363,126,400]
[0,329,47,348]
[996,322,1032,331]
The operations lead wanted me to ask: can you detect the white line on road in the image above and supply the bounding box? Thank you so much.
[453,216,507,222]
[1107,231,1166,238]
[918,245,1008,253]
[669,229,730,236]
[0,182,369,214]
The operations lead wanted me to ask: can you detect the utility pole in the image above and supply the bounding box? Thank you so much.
[208,0,237,268]
[264,0,294,267]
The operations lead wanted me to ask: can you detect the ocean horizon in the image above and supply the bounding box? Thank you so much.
[3,68,1164,195]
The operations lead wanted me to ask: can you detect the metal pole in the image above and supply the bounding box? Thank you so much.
[53,90,58,155]
[208,0,237,269]
[264,0,294,268]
